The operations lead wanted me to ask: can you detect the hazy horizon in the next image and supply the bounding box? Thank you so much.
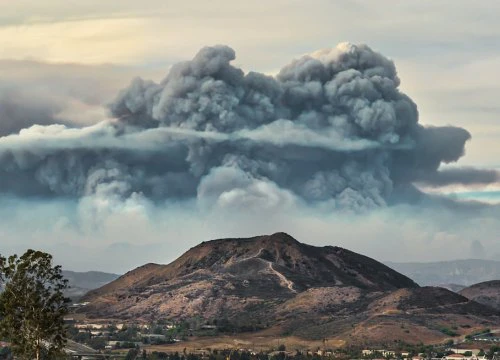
[63,244,500,276]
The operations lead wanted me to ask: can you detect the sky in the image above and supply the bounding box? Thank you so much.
[0,0,499,273]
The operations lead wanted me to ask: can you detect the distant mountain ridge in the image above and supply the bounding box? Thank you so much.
[385,259,500,286]
[436,284,466,293]
[62,270,119,300]
[79,233,499,344]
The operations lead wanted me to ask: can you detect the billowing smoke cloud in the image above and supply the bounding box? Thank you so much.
[0,43,498,212]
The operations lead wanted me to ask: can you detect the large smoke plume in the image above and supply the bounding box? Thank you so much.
[0,43,497,212]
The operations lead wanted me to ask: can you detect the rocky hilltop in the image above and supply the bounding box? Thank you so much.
[82,233,416,317]
[81,233,499,344]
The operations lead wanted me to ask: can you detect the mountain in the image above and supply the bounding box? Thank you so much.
[82,232,417,316]
[385,259,500,286]
[459,280,500,311]
[81,233,499,345]
[62,270,120,300]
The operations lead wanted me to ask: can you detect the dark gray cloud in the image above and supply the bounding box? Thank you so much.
[0,43,497,212]
[0,86,65,136]
[0,59,162,136]
[416,167,499,187]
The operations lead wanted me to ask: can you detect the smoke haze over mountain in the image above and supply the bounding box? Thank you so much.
[1,43,499,272]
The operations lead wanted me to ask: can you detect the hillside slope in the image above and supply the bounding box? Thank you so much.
[459,280,500,311]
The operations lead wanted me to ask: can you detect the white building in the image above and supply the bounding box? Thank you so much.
[450,349,482,356]
[442,354,487,360]
[362,349,396,357]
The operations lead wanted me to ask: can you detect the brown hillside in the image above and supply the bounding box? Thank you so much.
[83,232,417,303]
[80,233,499,344]
[459,280,500,311]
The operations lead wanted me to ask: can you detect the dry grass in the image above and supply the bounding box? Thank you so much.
[144,329,346,353]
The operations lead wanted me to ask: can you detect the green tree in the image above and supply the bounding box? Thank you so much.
[125,347,140,360]
[87,337,106,350]
[0,250,70,360]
